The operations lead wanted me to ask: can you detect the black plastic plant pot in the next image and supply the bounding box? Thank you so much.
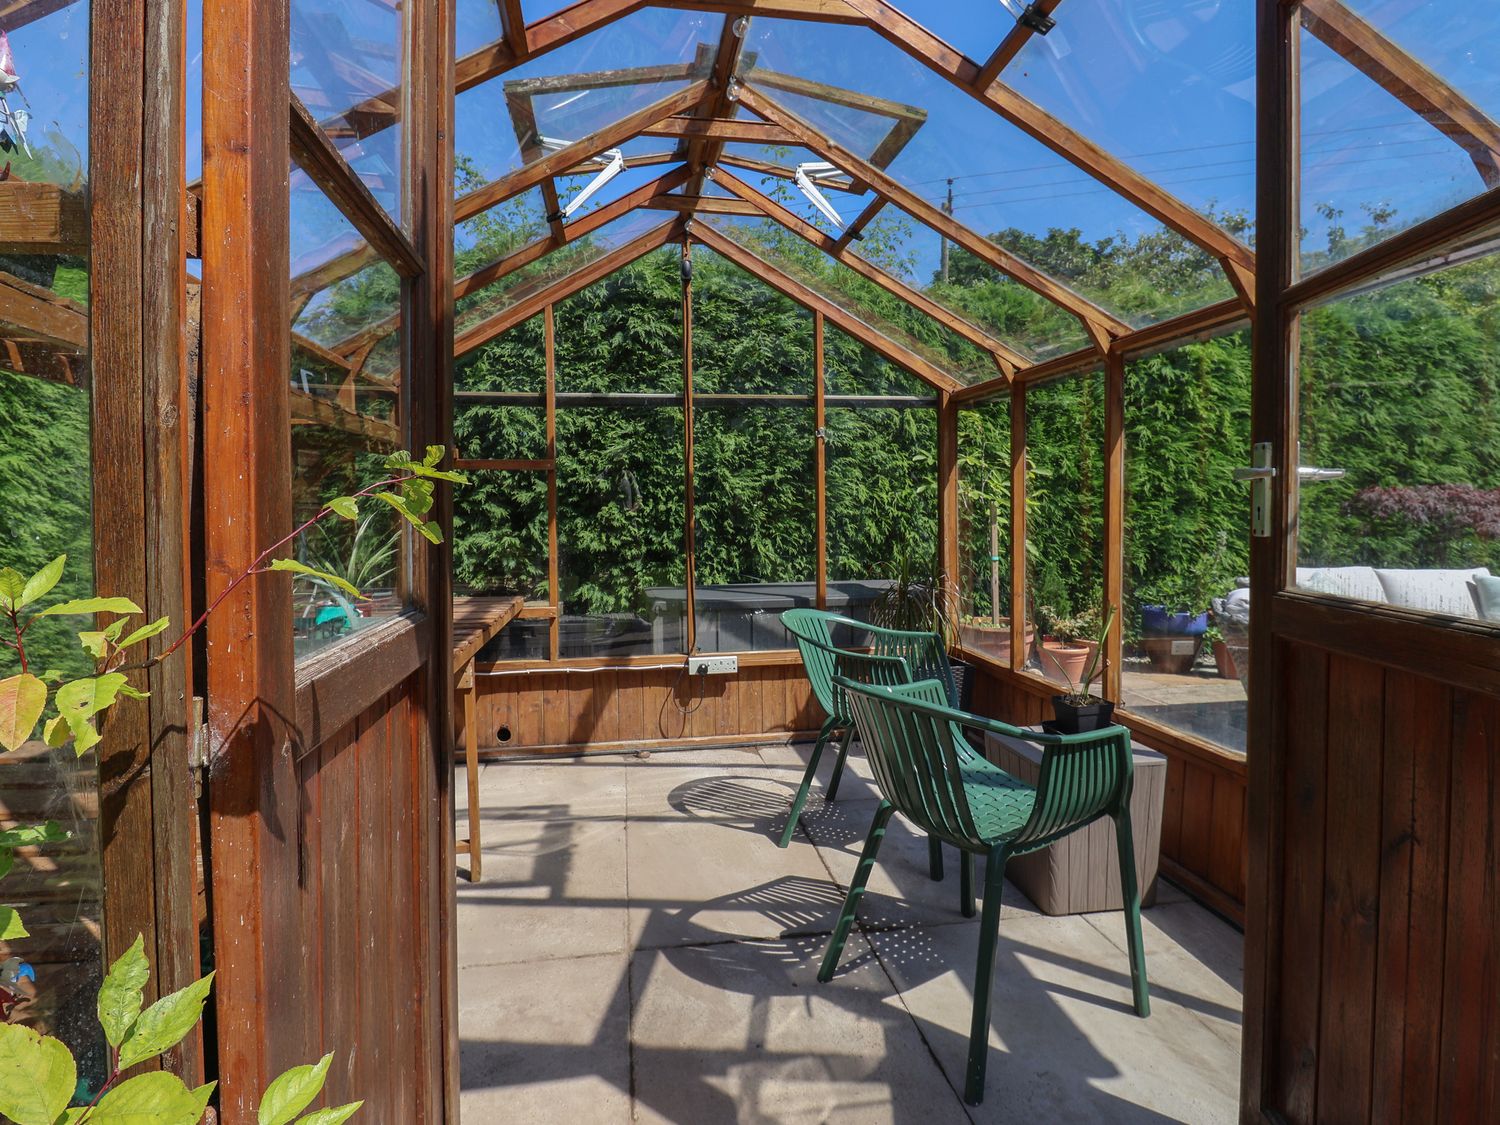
[1050,696,1116,734]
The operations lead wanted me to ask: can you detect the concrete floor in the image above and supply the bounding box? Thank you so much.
[456,743,1244,1123]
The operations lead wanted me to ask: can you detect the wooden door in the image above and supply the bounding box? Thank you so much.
[1242,4,1500,1121]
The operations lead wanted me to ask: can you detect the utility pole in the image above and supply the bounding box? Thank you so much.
[941,177,953,284]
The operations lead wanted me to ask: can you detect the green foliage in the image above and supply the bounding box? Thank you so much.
[0,933,359,1124]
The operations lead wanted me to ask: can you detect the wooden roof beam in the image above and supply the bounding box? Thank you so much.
[708,164,1023,374]
[975,0,1066,89]
[455,80,710,223]
[833,196,886,251]
[1300,0,1500,188]
[290,93,422,277]
[645,195,766,215]
[498,0,529,56]
[690,220,962,392]
[718,153,859,193]
[454,219,682,356]
[0,269,87,351]
[738,82,1130,341]
[645,116,796,145]
[681,14,752,201]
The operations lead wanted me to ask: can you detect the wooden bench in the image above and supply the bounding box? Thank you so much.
[452,596,523,882]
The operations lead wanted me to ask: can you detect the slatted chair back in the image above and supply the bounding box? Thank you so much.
[781,607,843,719]
[782,608,957,723]
[836,677,1134,853]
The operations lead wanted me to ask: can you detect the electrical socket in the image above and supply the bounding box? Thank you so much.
[688,655,738,676]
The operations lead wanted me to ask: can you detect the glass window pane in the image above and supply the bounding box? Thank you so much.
[1297,7,1495,275]
[455,313,547,462]
[1296,253,1500,620]
[1122,333,1250,755]
[291,0,405,223]
[554,252,683,394]
[1007,0,1257,229]
[455,470,551,663]
[0,0,106,1088]
[557,406,687,657]
[957,399,1019,665]
[1025,372,1105,684]
[289,173,407,661]
[825,329,938,626]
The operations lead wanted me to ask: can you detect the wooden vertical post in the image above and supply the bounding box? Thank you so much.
[681,237,697,654]
[91,0,201,1083]
[406,0,455,1111]
[545,304,560,660]
[201,0,299,1110]
[1009,383,1028,670]
[1103,349,1125,703]
[814,310,827,610]
[937,390,960,632]
[1242,0,1301,1117]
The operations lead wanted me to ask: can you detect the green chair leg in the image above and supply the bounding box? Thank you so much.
[818,802,894,983]
[959,850,975,918]
[928,834,944,881]
[779,718,837,848]
[823,726,856,802]
[964,847,1010,1106]
[1113,811,1151,1018]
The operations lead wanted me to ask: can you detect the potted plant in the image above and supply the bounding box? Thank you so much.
[869,551,973,709]
[1205,624,1238,679]
[1036,604,1098,688]
[957,613,1034,663]
[1050,605,1118,733]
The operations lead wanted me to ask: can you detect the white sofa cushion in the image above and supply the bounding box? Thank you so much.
[1295,566,1385,603]
[1375,567,1491,617]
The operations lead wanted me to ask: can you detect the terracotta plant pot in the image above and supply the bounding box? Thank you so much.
[1038,638,1094,686]
[1211,638,1238,680]
[1141,634,1203,675]
[959,620,1036,662]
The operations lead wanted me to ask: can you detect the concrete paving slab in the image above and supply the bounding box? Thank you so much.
[630,932,970,1125]
[459,952,633,1124]
[756,739,884,806]
[865,911,1240,1122]
[802,796,1044,930]
[456,763,631,967]
[624,747,841,948]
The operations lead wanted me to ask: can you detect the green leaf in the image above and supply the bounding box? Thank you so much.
[0,1022,76,1125]
[119,616,170,649]
[0,905,27,940]
[18,556,66,610]
[117,685,150,701]
[35,597,142,619]
[89,1071,206,1125]
[117,971,214,1071]
[191,1082,218,1118]
[385,446,466,484]
[327,496,359,520]
[98,934,150,1048]
[401,478,434,517]
[0,848,12,880]
[268,559,366,600]
[0,673,47,751]
[373,493,442,545]
[0,567,25,611]
[78,631,110,660]
[52,673,129,755]
[43,715,70,749]
[295,1102,363,1125]
[258,1053,333,1125]
[422,443,444,468]
[0,821,66,848]
[57,1108,88,1124]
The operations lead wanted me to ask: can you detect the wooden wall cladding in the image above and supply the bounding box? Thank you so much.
[1266,641,1499,1124]
[295,674,443,1121]
[967,655,1249,924]
[460,660,822,755]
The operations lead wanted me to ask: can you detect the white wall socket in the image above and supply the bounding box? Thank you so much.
[688,655,738,676]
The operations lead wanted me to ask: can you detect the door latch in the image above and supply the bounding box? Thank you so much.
[1234,442,1276,538]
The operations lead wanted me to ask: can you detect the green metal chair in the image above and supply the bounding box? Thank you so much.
[821,676,1150,1106]
[779,608,958,857]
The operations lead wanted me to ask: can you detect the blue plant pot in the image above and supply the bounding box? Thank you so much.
[1140,605,1209,637]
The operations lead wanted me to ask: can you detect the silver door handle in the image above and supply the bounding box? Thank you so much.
[1233,466,1276,482]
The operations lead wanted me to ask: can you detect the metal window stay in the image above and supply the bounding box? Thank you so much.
[794,162,847,230]
[539,135,626,219]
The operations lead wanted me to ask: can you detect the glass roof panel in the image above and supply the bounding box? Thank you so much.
[1006,0,1256,228]
[455,0,503,60]
[691,252,814,395]
[454,185,549,265]
[1297,17,1488,275]
[1340,1,1500,121]
[892,1,1013,64]
[455,208,670,342]
[738,19,1234,342]
[453,8,716,202]
[701,214,996,385]
[290,0,403,223]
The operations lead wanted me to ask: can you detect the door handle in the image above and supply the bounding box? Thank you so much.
[1236,442,1275,538]
[1233,466,1276,482]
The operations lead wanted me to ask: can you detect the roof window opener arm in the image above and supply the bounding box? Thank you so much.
[537,137,626,222]
[794,161,847,230]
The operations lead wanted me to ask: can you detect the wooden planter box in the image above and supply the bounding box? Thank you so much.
[983,731,1167,915]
